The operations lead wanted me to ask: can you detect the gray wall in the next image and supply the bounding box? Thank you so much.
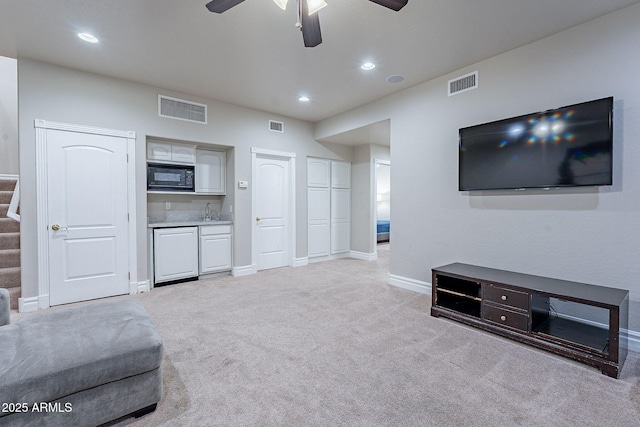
[17,59,351,300]
[0,56,18,175]
[316,4,640,331]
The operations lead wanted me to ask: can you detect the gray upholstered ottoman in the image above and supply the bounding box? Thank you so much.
[0,294,163,426]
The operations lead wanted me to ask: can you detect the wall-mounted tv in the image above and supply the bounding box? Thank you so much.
[458,97,613,191]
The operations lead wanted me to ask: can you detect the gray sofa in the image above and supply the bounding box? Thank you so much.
[0,289,163,426]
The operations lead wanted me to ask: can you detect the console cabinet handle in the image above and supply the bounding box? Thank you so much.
[501,295,508,301]
[500,315,507,321]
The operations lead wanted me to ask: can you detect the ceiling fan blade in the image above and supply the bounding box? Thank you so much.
[368,0,408,11]
[301,0,322,47]
[205,0,246,13]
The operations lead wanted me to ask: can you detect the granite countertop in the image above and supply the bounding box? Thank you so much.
[148,220,233,228]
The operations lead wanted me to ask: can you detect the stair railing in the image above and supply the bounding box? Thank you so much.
[7,177,20,223]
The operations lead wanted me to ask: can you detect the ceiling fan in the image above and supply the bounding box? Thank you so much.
[205,0,408,48]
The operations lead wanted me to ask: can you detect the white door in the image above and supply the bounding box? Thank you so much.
[254,155,291,270]
[47,129,130,306]
[331,188,351,254]
[308,187,330,257]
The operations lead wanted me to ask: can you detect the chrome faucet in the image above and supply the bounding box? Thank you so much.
[205,203,211,221]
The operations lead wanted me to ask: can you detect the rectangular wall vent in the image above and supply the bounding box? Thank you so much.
[448,71,478,96]
[269,120,284,133]
[158,95,207,124]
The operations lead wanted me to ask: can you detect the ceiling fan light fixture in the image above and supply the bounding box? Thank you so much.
[306,0,327,15]
[272,0,288,10]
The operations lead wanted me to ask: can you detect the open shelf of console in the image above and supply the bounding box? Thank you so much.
[431,263,629,378]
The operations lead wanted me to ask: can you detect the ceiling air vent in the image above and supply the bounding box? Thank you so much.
[448,71,478,97]
[269,120,284,133]
[158,95,207,124]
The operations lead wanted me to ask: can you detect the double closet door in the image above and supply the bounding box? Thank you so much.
[308,158,351,259]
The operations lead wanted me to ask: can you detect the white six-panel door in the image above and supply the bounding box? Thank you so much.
[46,129,130,306]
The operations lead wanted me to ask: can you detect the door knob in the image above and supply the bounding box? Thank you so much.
[51,224,68,231]
[256,217,262,221]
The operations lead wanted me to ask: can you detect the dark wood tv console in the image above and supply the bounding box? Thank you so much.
[431,263,629,378]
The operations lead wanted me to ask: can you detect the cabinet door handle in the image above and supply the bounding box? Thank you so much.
[500,315,507,321]
[501,295,508,301]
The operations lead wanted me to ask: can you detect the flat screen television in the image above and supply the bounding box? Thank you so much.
[458,97,613,191]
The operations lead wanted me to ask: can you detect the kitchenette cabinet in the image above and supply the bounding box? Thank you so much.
[199,224,232,274]
[147,141,196,164]
[195,149,226,194]
[149,222,233,285]
[153,226,199,283]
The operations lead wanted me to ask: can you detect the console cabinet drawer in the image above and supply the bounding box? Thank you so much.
[482,304,529,331]
[484,284,529,311]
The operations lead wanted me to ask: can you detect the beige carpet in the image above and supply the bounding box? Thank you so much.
[12,244,640,426]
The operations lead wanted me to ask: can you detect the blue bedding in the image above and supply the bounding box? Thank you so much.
[377,220,390,233]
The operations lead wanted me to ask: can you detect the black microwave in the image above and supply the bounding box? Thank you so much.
[147,163,195,192]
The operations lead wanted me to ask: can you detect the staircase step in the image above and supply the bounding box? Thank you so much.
[6,285,20,311]
[0,248,20,269]
[0,179,17,192]
[0,266,20,289]
[0,204,8,217]
[0,218,20,233]
[0,232,20,250]
[0,191,13,204]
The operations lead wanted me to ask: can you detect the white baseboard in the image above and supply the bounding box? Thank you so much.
[308,253,350,264]
[349,251,377,261]
[133,281,150,294]
[626,329,640,353]
[293,257,308,268]
[18,296,39,313]
[232,264,255,277]
[388,274,431,295]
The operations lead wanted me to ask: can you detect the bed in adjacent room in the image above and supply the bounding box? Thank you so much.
[377,219,390,242]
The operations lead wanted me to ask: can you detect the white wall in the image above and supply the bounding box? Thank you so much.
[0,56,18,174]
[376,162,390,221]
[316,4,640,331]
[350,143,391,255]
[17,59,351,300]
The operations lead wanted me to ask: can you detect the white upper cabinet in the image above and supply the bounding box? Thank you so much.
[171,144,197,164]
[147,141,196,164]
[196,149,226,194]
[331,161,351,188]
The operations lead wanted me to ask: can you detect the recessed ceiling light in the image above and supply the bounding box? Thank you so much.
[361,62,376,71]
[298,96,310,102]
[387,75,405,83]
[78,32,99,43]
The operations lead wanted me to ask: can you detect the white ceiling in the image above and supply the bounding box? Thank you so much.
[1,0,638,126]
